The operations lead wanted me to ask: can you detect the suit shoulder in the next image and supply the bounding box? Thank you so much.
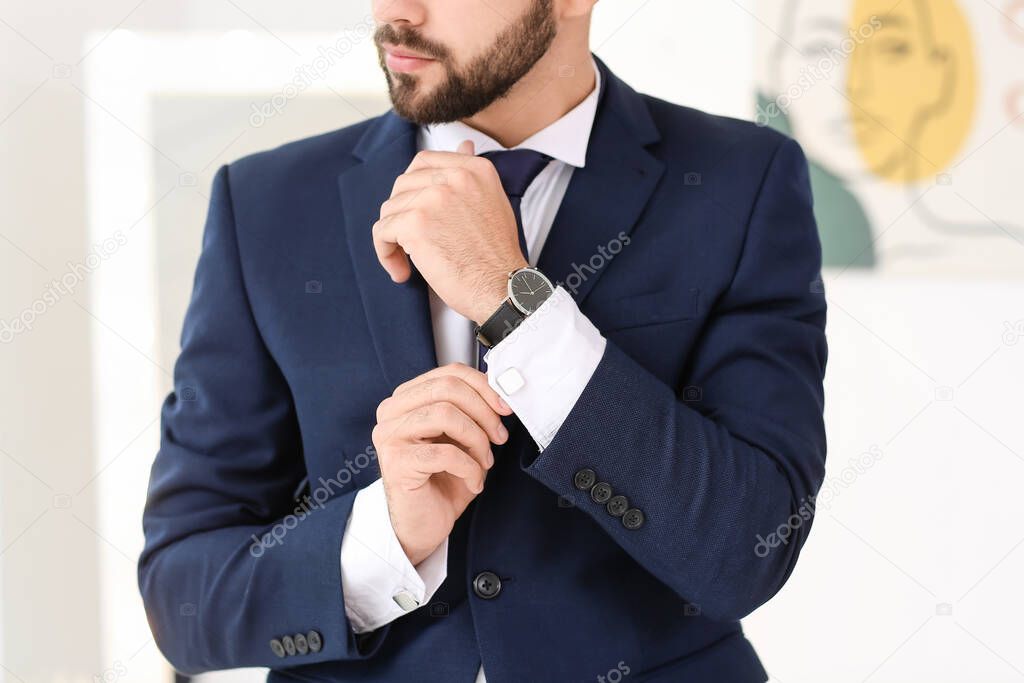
[641,95,795,168]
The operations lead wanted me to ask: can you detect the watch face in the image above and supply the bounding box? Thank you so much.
[508,268,554,314]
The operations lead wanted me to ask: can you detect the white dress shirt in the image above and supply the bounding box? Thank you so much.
[339,57,606,681]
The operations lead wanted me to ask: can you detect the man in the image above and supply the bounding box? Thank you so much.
[139,0,828,681]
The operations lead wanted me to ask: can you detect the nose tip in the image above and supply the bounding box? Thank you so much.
[372,0,426,27]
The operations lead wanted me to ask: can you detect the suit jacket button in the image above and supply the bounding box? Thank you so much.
[307,630,323,653]
[590,482,613,504]
[607,495,629,517]
[269,638,286,658]
[573,468,596,491]
[622,508,645,530]
[473,571,502,599]
[281,635,296,656]
[294,632,309,655]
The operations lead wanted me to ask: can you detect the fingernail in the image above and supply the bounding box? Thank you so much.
[496,423,508,443]
[497,397,512,413]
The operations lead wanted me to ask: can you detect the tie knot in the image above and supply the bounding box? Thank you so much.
[480,149,553,199]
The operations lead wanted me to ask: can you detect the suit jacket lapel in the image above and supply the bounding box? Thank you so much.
[339,112,438,389]
[538,54,665,308]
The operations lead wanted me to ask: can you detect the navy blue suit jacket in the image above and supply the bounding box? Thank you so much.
[139,55,827,682]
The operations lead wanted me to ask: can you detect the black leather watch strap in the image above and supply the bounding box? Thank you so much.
[475,300,525,349]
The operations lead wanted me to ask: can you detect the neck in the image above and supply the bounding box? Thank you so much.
[462,37,595,148]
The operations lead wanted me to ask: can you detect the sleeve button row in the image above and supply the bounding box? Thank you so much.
[572,469,645,530]
[270,630,322,658]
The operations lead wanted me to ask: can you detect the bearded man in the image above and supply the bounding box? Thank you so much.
[139,1,828,681]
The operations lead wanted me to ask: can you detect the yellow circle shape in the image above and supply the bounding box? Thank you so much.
[847,0,977,183]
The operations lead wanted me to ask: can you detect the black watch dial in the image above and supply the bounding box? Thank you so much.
[509,268,554,314]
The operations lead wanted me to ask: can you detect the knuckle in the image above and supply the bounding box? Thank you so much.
[434,401,459,421]
[375,397,391,423]
[431,375,460,401]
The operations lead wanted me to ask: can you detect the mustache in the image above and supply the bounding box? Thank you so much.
[374,23,451,61]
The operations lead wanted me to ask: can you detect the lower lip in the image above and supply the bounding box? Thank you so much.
[385,52,435,73]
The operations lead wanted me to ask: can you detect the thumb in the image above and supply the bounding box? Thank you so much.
[456,139,475,156]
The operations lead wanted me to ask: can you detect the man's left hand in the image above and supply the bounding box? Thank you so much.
[372,140,527,324]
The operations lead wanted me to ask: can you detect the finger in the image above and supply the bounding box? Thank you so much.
[389,168,468,197]
[371,213,413,283]
[402,443,485,494]
[395,363,512,416]
[378,374,508,446]
[390,402,493,467]
[456,139,475,155]
[406,149,488,174]
[379,188,442,220]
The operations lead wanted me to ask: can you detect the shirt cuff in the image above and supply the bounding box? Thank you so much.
[483,286,606,449]
[339,478,448,633]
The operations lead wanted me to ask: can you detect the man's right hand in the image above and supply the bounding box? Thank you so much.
[372,363,512,566]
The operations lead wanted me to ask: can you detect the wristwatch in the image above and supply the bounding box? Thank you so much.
[475,267,555,348]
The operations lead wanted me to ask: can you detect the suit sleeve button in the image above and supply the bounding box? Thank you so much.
[573,468,596,491]
[269,638,286,658]
[607,495,629,517]
[281,635,296,656]
[307,630,323,653]
[622,508,645,530]
[590,482,613,504]
[294,632,309,655]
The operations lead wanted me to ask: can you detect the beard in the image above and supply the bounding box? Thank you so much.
[374,0,557,125]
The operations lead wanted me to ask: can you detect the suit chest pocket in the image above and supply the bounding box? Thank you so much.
[587,287,701,332]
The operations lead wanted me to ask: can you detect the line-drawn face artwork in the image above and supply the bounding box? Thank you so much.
[762,0,1023,274]
[770,0,977,185]
[847,0,977,183]
[770,0,869,179]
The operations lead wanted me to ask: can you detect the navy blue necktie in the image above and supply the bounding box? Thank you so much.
[476,149,552,372]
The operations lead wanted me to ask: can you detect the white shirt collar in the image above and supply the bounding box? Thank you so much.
[419,56,600,168]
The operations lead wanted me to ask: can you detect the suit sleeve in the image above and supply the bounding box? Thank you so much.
[138,165,388,673]
[520,137,828,622]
